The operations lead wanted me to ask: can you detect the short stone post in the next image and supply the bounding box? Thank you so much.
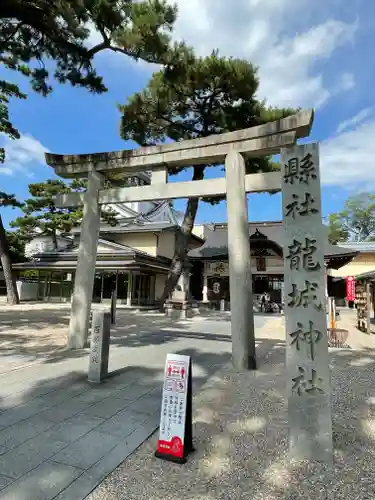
[68,169,104,348]
[88,311,111,383]
[281,142,332,463]
[225,151,256,370]
[180,301,188,320]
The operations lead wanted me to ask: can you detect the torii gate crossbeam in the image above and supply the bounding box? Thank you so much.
[46,110,314,371]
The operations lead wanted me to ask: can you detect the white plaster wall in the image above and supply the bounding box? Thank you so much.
[155,274,167,299]
[157,231,175,259]
[25,235,71,257]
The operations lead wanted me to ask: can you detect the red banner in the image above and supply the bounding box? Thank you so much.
[346,276,355,301]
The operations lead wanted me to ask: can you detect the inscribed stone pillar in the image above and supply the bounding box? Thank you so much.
[88,311,111,383]
[225,151,256,370]
[68,168,104,349]
[281,142,332,463]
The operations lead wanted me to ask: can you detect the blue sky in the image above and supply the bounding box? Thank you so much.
[1,0,374,228]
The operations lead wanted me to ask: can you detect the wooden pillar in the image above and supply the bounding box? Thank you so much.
[36,270,41,301]
[138,274,142,306]
[59,273,64,302]
[127,271,133,306]
[43,274,48,301]
[100,274,104,303]
[150,274,156,305]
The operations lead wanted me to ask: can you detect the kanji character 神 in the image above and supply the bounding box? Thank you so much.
[289,320,322,360]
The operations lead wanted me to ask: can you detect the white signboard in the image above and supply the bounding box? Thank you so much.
[156,353,191,461]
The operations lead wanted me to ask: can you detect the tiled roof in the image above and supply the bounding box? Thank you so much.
[188,226,358,270]
[336,242,375,252]
[68,221,178,235]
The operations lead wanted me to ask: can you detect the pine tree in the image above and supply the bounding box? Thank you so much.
[10,179,118,250]
[1,0,180,303]
[119,51,297,303]
[327,193,375,243]
[0,192,22,303]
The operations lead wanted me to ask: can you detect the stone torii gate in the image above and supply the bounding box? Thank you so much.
[46,110,313,371]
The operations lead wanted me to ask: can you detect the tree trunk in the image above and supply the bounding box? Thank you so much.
[52,230,58,251]
[0,215,20,305]
[159,166,205,309]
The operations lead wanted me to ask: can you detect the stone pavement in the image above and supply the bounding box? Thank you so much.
[0,306,373,499]
[0,309,270,500]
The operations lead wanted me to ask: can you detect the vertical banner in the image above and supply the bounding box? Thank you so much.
[346,276,355,302]
[281,143,332,463]
[356,280,371,333]
[155,353,194,464]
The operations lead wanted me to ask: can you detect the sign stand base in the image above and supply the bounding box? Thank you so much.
[154,450,192,465]
[155,356,194,464]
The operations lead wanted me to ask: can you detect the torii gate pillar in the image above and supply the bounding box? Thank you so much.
[68,169,104,348]
[225,151,256,370]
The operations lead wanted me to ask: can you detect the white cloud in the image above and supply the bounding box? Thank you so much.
[321,119,375,188]
[336,107,371,133]
[338,72,356,92]
[167,0,357,108]
[0,133,49,177]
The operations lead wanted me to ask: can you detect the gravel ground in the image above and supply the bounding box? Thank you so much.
[88,342,375,500]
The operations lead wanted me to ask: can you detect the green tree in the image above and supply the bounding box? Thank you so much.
[326,213,349,245]
[6,230,27,263]
[119,51,296,303]
[1,0,180,303]
[10,179,118,250]
[1,0,179,160]
[0,192,22,303]
[327,193,375,243]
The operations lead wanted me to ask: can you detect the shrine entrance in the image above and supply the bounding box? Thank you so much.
[46,108,337,462]
[46,109,314,372]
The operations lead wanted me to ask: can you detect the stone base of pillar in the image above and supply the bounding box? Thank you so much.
[165,299,200,319]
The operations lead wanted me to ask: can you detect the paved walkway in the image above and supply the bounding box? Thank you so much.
[0,308,267,500]
[0,305,373,499]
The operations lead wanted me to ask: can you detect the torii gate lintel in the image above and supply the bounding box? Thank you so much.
[45,110,314,371]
